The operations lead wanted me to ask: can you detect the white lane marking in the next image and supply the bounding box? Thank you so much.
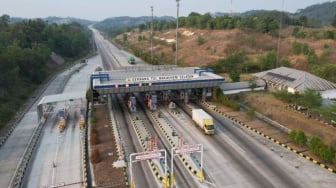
[221,134,246,154]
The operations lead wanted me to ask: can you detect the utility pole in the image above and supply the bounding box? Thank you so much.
[276,0,284,68]
[175,0,180,66]
[151,6,154,64]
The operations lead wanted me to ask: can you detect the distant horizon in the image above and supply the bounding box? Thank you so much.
[0,0,334,21]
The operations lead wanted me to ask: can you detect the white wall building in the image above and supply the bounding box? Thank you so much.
[254,67,336,100]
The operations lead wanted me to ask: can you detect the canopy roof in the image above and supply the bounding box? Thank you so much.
[254,67,336,92]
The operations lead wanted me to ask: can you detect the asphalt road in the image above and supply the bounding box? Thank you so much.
[0,61,91,187]
[169,103,336,188]
[21,56,102,188]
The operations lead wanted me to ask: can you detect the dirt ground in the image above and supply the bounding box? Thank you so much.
[244,92,336,146]
[91,104,127,188]
[208,91,336,168]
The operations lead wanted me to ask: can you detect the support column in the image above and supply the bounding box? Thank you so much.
[201,88,207,102]
[184,89,189,104]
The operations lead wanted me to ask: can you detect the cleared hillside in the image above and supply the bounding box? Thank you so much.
[116,26,336,82]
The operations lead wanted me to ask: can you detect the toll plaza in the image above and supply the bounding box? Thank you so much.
[90,66,225,107]
[37,92,86,130]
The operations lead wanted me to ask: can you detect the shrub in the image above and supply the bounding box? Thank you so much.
[294,130,307,145]
[197,35,205,45]
[319,145,335,163]
[214,88,240,111]
[289,130,297,141]
[247,108,255,117]
[90,148,101,163]
[309,136,323,154]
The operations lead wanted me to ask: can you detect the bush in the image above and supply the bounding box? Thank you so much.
[197,35,205,45]
[289,129,307,146]
[319,145,335,163]
[289,130,297,141]
[90,148,101,163]
[294,130,307,145]
[309,136,323,154]
[246,108,255,117]
[214,88,240,111]
[309,136,336,163]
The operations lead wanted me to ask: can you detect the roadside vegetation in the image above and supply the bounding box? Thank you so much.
[0,14,92,131]
[274,89,336,122]
[213,88,240,111]
[113,10,336,84]
[289,130,336,164]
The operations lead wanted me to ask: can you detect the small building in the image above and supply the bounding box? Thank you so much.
[254,67,336,100]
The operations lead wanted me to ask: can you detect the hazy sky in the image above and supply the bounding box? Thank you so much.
[0,0,333,21]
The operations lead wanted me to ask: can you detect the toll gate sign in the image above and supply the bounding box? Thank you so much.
[175,144,201,155]
[134,151,161,162]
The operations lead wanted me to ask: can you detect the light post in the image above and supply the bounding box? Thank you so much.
[151,6,154,64]
[276,0,284,68]
[175,0,180,66]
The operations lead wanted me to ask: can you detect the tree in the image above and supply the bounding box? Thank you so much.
[331,14,336,27]
[298,89,322,109]
[298,16,308,27]
[229,71,240,82]
[0,14,10,29]
[258,51,277,70]
[198,13,212,29]
[307,50,319,65]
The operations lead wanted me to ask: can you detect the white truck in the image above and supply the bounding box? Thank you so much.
[192,109,215,135]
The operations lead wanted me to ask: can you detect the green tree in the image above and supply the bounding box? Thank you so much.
[307,50,319,65]
[0,14,9,29]
[258,51,277,70]
[229,71,240,82]
[331,14,336,27]
[298,89,322,109]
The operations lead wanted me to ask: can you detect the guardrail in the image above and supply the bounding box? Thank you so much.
[9,119,45,187]
[7,59,90,188]
[240,104,291,134]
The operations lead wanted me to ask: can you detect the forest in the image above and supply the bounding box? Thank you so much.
[0,14,91,130]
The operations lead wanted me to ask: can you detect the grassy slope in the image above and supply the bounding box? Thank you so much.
[117,27,336,73]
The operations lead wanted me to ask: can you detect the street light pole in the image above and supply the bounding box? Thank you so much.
[276,0,284,68]
[151,6,154,64]
[175,0,180,66]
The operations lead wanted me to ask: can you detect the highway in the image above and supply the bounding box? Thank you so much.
[1,26,336,188]
[168,102,336,187]
[0,58,96,187]
[22,56,102,187]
